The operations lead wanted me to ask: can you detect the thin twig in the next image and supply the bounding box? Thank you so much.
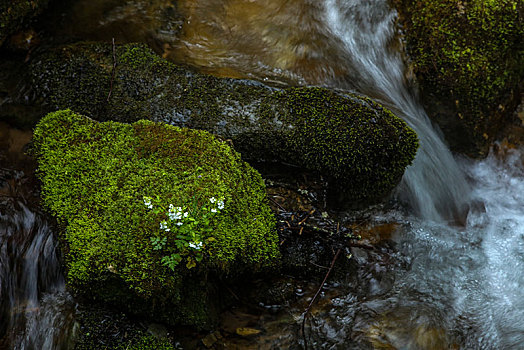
[288,223,333,236]
[225,285,240,301]
[107,38,117,102]
[308,261,329,270]
[301,248,341,349]
[269,196,287,212]
[298,213,310,226]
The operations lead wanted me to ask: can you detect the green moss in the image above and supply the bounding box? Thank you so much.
[122,335,177,350]
[268,87,419,201]
[32,110,279,327]
[77,329,177,350]
[0,0,50,45]
[73,304,179,350]
[31,42,418,204]
[393,0,523,156]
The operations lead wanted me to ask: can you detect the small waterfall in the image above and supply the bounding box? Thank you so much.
[323,0,471,222]
[0,197,75,348]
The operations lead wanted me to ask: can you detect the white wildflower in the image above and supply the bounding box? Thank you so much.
[217,200,224,210]
[168,212,181,221]
[209,197,216,203]
[160,221,170,231]
[176,222,183,226]
[211,208,217,213]
[168,205,183,221]
[189,241,203,250]
[143,197,153,209]
[183,212,189,218]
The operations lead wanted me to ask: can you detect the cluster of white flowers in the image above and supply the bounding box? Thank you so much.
[143,197,153,209]
[189,241,203,250]
[209,197,225,211]
[168,204,184,221]
[144,196,227,257]
[160,220,170,232]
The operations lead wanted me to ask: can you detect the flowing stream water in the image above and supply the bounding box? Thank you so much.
[0,123,76,349]
[1,0,523,348]
[323,0,472,223]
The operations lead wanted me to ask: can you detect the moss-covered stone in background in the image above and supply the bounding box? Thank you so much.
[31,110,279,328]
[393,0,523,156]
[0,0,50,46]
[30,42,418,204]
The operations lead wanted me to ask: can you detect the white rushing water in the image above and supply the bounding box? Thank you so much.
[462,148,524,348]
[0,202,75,349]
[323,0,471,222]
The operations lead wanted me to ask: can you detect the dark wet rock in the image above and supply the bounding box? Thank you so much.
[73,302,179,350]
[393,0,523,157]
[0,0,50,47]
[0,57,46,129]
[147,323,169,339]
[28,41,418,205]
[497,93,524,148]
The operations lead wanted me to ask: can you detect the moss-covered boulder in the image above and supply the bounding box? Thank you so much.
[31,110,279,328]
[393,0,523,156]
[30,42,418,204]
[0,0,50,46]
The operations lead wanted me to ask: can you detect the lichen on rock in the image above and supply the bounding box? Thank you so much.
[30,42,418,205]
[393,0,523,156]
[31,110,279,327]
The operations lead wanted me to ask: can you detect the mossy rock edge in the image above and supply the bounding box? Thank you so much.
[32,110,280,328]
[30,41,419,206]
[393,0,523,157]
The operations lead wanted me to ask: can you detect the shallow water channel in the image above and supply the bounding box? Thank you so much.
[1,0,524,349]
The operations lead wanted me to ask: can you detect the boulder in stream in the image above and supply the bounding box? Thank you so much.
[393,0,523,157]
[31,110,280,328]
[29,42,418,205]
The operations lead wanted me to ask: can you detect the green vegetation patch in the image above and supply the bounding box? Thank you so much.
[31,42,418,204]
[32,110,279,326]
[393,0,523,156]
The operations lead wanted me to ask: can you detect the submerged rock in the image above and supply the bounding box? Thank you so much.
[29,41,418,205]
[393,0,523,157]
[31,110,280,328]
[366,306,456,350]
